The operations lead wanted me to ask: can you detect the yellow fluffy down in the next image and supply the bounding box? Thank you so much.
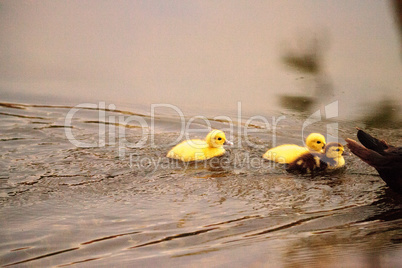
[166,139,226,162]
[167,130,230,162]
[263,144,309,164]
[263,133,326,164]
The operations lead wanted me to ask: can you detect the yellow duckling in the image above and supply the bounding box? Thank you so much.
[263,133,326,164]
[167,130,233,162]
[286,142,346,174]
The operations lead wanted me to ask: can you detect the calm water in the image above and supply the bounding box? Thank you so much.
[1,1,402,266]
[0,100,401,267]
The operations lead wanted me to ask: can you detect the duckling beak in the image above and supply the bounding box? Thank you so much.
[224,140,233,146]
[322,143,326,149]
[342,150,348,156]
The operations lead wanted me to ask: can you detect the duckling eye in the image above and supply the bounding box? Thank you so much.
[217,137,222,140]
[317,141,321,144]
[335,148,340,151]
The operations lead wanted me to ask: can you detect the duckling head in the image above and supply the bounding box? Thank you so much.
[324,142,345,159]
[306,133,326,152]
[205,130,232,148]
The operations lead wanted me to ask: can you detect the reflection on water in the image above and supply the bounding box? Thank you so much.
[393,0,402,55]
[0,101,401,267]
[363,98,401,128]
[279,95,315,113]
[279,31,334,113]
[1,1,401,119]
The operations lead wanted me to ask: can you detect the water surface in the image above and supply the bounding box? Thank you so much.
[1,101,401,267]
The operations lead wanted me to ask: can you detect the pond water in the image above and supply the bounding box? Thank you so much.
[1,1,402,267]
[0,100,401,267]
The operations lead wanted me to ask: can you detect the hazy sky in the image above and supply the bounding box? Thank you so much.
[0,1,401,117]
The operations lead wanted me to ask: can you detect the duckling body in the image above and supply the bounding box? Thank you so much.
[167,139,225,162]
[167,130,232,162]
[263,133,326,163]
[286,142,345,174]
[345,129,402,194]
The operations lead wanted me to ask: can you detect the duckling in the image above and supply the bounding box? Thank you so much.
[167,130,233,162]
[286,142,345,174]
[345,129,402,194]
[263,133,326,163]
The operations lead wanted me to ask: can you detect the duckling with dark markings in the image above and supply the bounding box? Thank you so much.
[345,129,402,194]
[286,142,346,175]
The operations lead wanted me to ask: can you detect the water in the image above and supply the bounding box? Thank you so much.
[1,100,401,267]
[1,1,402,120]
[1,1,402,266]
